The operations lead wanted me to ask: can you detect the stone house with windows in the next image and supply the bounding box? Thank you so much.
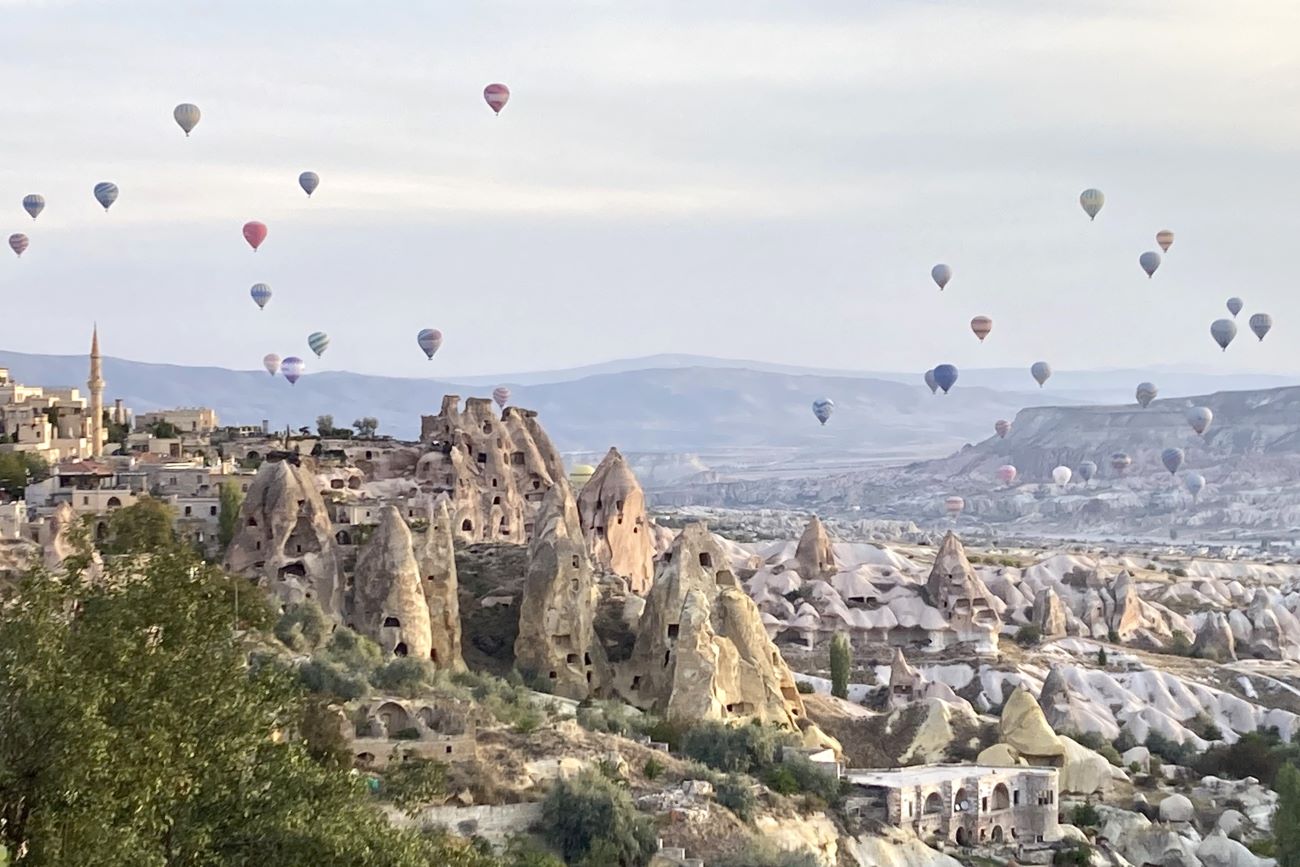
[349,697,477,771]
[845,764,1059,849]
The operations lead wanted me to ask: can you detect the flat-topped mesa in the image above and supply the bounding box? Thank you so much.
[416,499,465,671]
[794,515,838,579]
[514,483,612,700]
[224,458,343,614]
[416,395,566,545]
[576,447,654,594]
[622,521,808,730]
[924,532,1003,651]
[349,506,433,660]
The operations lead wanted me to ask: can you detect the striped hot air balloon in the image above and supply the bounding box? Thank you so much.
[1249,313,1273,342]
[1136,382,1157,408]
[8,234,28,257]
[995,420,1011,439]
[250,283,272,310]
[417,329,443,359]
[93,182,118,211]
[1227,297,1244,318]
[1186,406,1213,436]
[944,496,965,517]
[299,171,319,197]
[484,83,510,114]
[812,398,834,425]
[243,221,267,251]
[22,194,44,220]
[970,316,993,342]
[307,332,330,357]
[1161,447,1185,475]
[1156,230,1174,252]
[1079,188,1104,220]
[493,387,511,409]
[173,103,201,136]
[281,356,304,385]
[1110,452,1132,474]
[262,353,281,376]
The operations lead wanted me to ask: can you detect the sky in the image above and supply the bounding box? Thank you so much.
[1,0,1299,380]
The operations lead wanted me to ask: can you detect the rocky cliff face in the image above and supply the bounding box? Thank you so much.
[350,506,433,660]
[224,458,343,613]
[576,447,655,594]
[416,499,465,671]
[622,522,809,730]
[417,396,566,546]
[514,484,612,700]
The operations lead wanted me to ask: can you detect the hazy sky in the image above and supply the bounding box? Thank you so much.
[2,1,1298,379]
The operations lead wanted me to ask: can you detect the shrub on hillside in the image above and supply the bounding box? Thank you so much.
[714,774,757,822]
[541,771,656,867]
[714,841,820,867]
[370,657,437,698]
[681,720,791,774]
[1015,624,1042,646]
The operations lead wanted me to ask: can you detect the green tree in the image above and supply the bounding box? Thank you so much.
[353,417,380,438]
[541,771,656,867]
[102,496,177,555]
[217,480,244,552]
[0,529,499,866]
[829,632,851,700]
[316,414,335,436]
[149,420,179,439]
[1097,647,1108,667]
[0,453,41,498]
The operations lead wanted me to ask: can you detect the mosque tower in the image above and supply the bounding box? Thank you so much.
[88,326,104,458]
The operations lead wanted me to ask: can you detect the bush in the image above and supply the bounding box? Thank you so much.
[1015,624,1042,646]
[795,681,815,694]
[1097,743,1122,767]
[636,717,685,751]
[681,721,791,774]
[714,774,757,822]
[298,658,370,700]
[1168,631,1194,657]
[1193,728,1300,788]
[541,771,656,867]
[1053,842,1093,866]
[829,632,851,700]
[380,758,448,816]
[760,756,841,804]
[370,657,437,698]
[1146,731,1197,767]
[274,601,330,652]
[501,836,565,867]
[642,758,664,781]
[714,841,820,867]
[1070,801,1100,827]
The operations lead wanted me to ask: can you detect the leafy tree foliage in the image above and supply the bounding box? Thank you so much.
[353,417,380,438]
[217,481,244,552]
[0,452,48,498]
[101,496,177,556]
[829,632,851,700]
[680,720,792,774]
[540,771,656,867]
[1275,762,1300,867]
[148,420,179,439]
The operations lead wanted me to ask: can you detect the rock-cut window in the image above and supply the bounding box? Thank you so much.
[383,616,401,628]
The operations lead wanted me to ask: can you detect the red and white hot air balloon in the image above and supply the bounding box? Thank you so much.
[243,221,268,251]
[493,386,511,409]
[483,83,510,114]
[996,465,1017,485]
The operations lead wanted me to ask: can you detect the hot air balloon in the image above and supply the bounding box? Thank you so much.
[307,332,330,357]
[933,364,958,394]
[21,194,44,220]
[1052,466,1072,486]
[484,83,510,114]
[417,329,443,359]
[1249,313,1273,342]
[997,465,1017,485]
[1185,472,1205,500]
[1227,297,1244,318]
[1079,188,1105,220]
[281,356,304,385]
[93,182,118,211]
[8,234,28,257]
[243,221,267,251]
[944,496,965,518]
[493,386,511,409]
[173,103,201,136]
[995,419,1011,439]
[1139,251,1161,278]
[299,171,319,197]
[1161,447,1184,475]
[569,464,596,489]
[1136,382,1157,408]
[262,353,281,376]
[812,398,834,425]
[1156,230,1174,252]
[1186,406,1213,436]
[924,369,938,394]
[1110,452,1132,474]
[1078,461,1097,484]
[1031,361,1052,388]
[970,316,993,342]
[931,264,951,291]
[250,283,272,310]
[1210,319,1237,351]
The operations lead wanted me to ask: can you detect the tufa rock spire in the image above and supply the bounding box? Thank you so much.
[576,447,654,594]
[350,506,434,660]
[416,499,465,671]
[794,515,838,579]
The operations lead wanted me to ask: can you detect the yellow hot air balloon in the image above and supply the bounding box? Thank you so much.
[568,464,596,489]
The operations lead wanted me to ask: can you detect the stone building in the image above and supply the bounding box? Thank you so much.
[845,764,1059,848]
[135,407,219,435]
[417,396,566,544]
[349,696,477,771]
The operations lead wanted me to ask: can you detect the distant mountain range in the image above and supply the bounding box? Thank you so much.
[0,349,1292,460]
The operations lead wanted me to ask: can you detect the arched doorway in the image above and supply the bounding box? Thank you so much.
[955,827,970,847]
[923,792,943,815]
[992,783,1011,811]
[991,825,1004,843]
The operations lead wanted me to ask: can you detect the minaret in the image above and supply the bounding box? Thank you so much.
[88,325,105,458]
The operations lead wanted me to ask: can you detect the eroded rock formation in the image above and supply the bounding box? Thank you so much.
[514,484,612,700]
[416,396,566,545]
[576,447,654,594]
[1193,611,1237,662]
[350,506,433,660]
[997,686,1065,766]
[794,516,837,579]
[924,532,1002,649]
[416,499,465,671]
[224,458,343,613]
[1032,587,1068,639]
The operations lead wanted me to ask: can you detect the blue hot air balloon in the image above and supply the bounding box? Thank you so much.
[1227,297,1244,318]
[1249,313,1273,342]
[1078,461,1097,483]
[1161,447,1185,475]
[281,356,304,385]
[933,364,958,394]
[250,283,272,310]
[22,194,44,220]
[299,171,320,197]
[1139,251,1161,278]
[1210,319,1237,351]
[93,182,118,211]
[417,329,443,360]
[812,398,834,425]
[307,332,330,357]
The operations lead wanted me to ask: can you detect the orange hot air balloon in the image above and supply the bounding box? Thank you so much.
[243,221,268,251]
[970,316,993,342]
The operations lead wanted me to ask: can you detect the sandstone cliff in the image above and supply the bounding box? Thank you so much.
[575,447,654,594]
[514,483,612,700]
[224,458,343,614]
[417,396,566,545]
[416,499,465,671]
[349,506,434,660]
